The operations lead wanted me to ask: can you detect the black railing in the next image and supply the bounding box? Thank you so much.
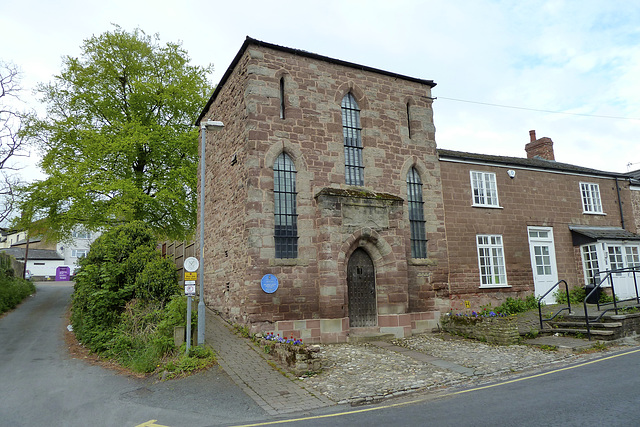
[538,280,572,330]
[584,266,640,340]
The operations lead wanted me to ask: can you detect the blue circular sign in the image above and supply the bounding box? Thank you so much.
[261,274,279,294]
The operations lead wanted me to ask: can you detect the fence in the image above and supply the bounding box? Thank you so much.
[159,240,196,281]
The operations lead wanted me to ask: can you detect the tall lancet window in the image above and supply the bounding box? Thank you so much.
[274,153,298,258]
[341,93,364,186]
[407,167,427,258]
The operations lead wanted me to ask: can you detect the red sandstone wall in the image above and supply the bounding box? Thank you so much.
[200,42,450,325]
[440,159,634,308]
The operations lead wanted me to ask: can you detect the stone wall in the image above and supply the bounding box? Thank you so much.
[440,313,520,345]
[199,39,450,338]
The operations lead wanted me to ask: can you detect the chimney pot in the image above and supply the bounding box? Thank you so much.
[525,131,555,161]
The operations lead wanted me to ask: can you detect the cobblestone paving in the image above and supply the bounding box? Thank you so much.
[301,333,619,404]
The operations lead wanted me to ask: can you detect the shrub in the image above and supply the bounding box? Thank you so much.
[554,286,614,304]
[70,221,180,353]
[494,295,539,315]
[0,275,35,314]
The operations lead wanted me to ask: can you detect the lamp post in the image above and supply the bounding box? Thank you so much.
[198,120,224,346]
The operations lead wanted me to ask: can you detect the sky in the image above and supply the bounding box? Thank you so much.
[2,0,640,181]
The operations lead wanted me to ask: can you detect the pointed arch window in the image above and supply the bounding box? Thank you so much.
[274,153,298,258]
[407,167,427,258]
[342,93,364,186]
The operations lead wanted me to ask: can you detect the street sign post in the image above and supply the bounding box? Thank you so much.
[183,261,199,354]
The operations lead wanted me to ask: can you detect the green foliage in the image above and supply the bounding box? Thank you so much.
[234,323,251,338]
[17,25,214,240]
[163,345,216,379]
[493,295,539,315]
[0,253,15,278]
[0,275,36,314]
[554,286,614,304]
[70,221,179,354]
[104,297,195,373]
[135,258,180,305]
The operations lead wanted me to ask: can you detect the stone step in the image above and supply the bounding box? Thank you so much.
[544,328,615,337]
[549,321,622,329]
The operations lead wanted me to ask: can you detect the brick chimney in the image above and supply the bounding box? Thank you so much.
[525,130,555,161]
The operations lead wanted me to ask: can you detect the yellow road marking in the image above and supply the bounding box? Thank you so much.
[231,347,640,426]
[135,420,170,427]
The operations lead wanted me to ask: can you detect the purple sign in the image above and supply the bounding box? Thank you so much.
[56,266,71,281]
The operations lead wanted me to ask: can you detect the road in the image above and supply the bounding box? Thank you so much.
[3,281,640,427]
[0,282,265,427]
[236,346,640,427]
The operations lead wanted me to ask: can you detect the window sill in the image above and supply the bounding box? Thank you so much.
[269,258,309,267]
[409,258,437,266]
[479,284,511,289]
[582,211,606,216]
[472,204,503,209]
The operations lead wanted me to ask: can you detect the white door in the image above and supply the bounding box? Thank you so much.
[604,243,640,300]
[528,227,559,304]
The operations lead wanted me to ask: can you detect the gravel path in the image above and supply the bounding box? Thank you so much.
[301,333,621,404]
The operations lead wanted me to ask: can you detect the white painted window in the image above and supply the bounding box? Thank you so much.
[625,246,640,268]
[581,244,600,284]
[607,245,625,276]
[72,231,91,239]
[470,171,499,207]
[580,182,603,214]
[476,235,507,286]
[71,248,89,258]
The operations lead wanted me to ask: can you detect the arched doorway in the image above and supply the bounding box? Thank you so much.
[347,248,377,327]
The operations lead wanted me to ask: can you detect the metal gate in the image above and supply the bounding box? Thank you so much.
[347,248,377,327]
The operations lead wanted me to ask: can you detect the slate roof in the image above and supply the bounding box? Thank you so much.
[625,169,640,185]
[0,248,64,260]
[568,226,640,246]
[437,148,624,178]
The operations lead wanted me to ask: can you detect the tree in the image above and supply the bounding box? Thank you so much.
[0,61,30,224]
[18,26,213,240]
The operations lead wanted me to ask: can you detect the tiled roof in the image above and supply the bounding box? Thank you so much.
[0,248,64,260]
[437,148,623,178]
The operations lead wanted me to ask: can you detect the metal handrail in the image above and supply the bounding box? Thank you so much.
[538,280,571,330]
[584,266,640,340]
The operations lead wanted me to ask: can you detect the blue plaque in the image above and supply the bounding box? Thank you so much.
[261,274,279,294]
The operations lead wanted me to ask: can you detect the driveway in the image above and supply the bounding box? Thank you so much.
[0,282,265,427]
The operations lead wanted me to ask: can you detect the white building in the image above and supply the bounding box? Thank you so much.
[0,227,101,279]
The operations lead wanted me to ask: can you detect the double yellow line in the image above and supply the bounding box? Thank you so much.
[232,347,640,426]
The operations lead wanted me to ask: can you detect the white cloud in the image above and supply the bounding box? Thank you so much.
[1,0,640,177]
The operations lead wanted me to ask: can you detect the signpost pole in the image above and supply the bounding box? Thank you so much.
[186,296,191,354]
[182,257,199,355]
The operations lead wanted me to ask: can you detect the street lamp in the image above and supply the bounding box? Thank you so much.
[198,119,224,346]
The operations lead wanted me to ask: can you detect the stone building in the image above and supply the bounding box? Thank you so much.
[196,37,640,343]
[197,37,449,342]
[439,131,640,309]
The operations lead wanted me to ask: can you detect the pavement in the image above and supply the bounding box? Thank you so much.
[203,307,640,416]
[204,308,333,416]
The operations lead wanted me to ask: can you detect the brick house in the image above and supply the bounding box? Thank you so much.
[196,37,639,342]
[197,37,449,342]
[439,131,640,310]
